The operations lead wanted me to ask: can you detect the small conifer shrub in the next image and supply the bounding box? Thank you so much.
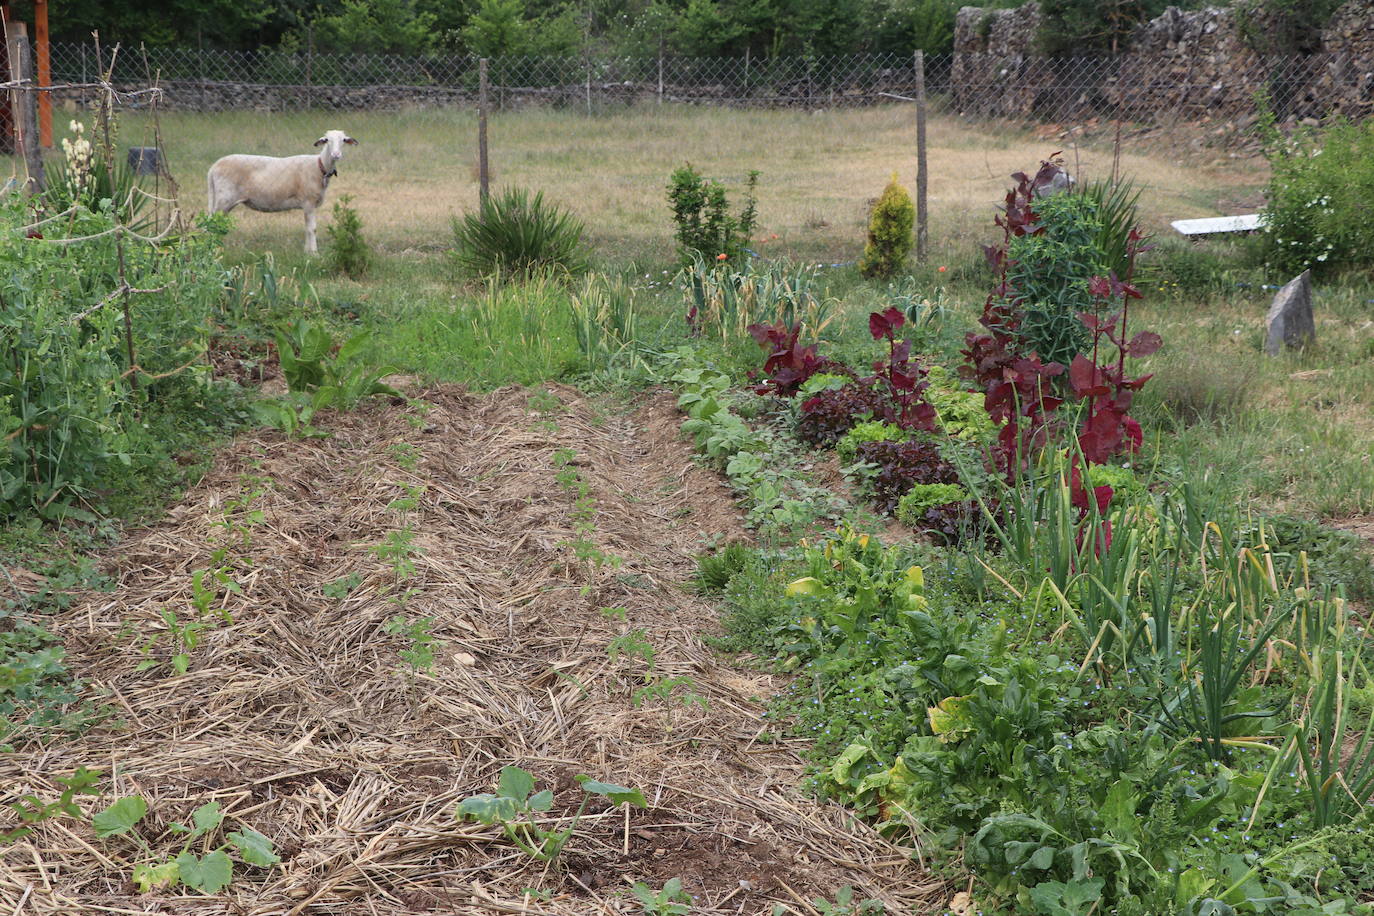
[324,194,373,280]
[858,174,914,279]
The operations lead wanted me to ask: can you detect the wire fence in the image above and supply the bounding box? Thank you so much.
[43,41,1373,130]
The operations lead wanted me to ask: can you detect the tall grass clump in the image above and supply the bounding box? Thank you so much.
[360,274,583,387]
[450,187,588,280]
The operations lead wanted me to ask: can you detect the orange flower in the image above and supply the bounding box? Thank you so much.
[716,253,728,261]
[938,266,948,272]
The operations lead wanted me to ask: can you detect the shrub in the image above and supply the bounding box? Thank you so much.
[450,186,588,280]
[1258,116,1374,277]
[837,421,906,466]
[324,195,372,280]
[667,164,759,267]
[858,173,914,279]
[0,197,226,517]
[1008,191,1107,369]
[895,482,968,527]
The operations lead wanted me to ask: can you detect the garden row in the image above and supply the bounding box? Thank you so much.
[666,159,1374,915]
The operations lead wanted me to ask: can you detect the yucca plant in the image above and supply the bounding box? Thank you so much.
[450,186,588,280]
[1077,176,1142,281]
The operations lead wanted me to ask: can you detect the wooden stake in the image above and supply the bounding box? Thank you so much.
[914,50,928,262]
[478,58,490,206]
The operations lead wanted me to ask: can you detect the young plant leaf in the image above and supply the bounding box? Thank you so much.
[227,829,281,867]
[527,790,555,813]
[497,766,536,803]
[191,802,223,836]
[131,860,180,893]
[92,796,148,838]
[574,776,646,807]
[176,849,233,894]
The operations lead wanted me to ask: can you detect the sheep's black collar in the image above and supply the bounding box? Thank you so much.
[317,156,337,181]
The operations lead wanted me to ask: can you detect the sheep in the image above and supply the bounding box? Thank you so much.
[206,130,358,254]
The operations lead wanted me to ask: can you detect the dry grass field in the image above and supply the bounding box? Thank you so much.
[61,104,1267,263]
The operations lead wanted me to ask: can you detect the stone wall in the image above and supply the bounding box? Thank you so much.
[952,0,1374,127]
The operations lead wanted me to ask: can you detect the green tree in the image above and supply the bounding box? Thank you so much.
[462,0,534,56]
[312,0,438,53]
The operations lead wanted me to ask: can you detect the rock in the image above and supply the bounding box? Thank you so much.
[1265,270,1315,356]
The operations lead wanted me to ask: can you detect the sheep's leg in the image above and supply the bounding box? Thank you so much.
[304,205,318,255]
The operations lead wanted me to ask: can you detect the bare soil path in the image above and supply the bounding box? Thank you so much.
[0,385,933,914]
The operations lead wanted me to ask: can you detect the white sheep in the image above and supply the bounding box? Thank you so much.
[206,129,358,254]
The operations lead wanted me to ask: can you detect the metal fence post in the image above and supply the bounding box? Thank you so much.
[657,43,664,106]
[914,50,928,262]
[478,58,490,206]
[585,54,592,115]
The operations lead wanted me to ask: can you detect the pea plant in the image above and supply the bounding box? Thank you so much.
[607,630,707,710]
[552,448,622,580]
[457,766,645,863]
[91,796,280,894]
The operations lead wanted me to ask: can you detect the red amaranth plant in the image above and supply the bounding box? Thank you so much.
[867,307,936,433]
[746,321,838,397]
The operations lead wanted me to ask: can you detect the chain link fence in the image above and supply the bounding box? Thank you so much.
[44,41,1371,131]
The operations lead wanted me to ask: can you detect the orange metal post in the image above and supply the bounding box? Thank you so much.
[35,0,49,147]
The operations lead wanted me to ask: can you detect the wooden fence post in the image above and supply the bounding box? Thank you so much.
[35,0,50,148]
[9,29,44,192]
[914,49,928,262]
[478,57,489,206]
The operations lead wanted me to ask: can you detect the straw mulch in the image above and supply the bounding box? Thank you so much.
[1,384,942,915]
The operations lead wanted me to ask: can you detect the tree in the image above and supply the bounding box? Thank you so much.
[312,0,438,54]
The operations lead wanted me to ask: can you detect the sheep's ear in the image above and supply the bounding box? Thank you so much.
[343,136,358,145]
[313,137,327,147]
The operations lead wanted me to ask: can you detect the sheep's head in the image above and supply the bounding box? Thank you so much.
[313,130,358,163]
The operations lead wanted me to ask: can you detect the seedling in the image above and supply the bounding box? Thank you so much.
[372,527,422,582]
[2,767,102,844]
[385,614,437,672]
[92,797,279,894]
[136,608,207,676]
[387,442,420,471]
[456,765,645,863]
[632,877,692,916]
[322,572,364,600]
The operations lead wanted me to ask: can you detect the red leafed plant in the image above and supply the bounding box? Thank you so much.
[867,307,937,433]
[960,158,1070,474]
[962,158,1160,478]
[746,321,839,397]
[1069,245,1161,464]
